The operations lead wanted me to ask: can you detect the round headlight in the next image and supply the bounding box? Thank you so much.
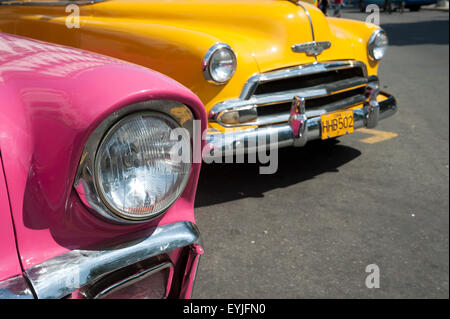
[203,43,237,84]
[368,29,388,61]
[94,112,191,221]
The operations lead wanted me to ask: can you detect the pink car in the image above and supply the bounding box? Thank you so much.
[0,33,206,299]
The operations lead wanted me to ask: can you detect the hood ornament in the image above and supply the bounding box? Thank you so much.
[291,41,331,56]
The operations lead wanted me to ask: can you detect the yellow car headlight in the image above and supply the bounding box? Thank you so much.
[203,43,237,84]
[368,29,388,61]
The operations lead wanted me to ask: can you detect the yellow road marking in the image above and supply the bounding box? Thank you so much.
[357,128,398,144]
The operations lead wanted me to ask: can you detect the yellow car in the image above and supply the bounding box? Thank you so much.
[0,0,396,154]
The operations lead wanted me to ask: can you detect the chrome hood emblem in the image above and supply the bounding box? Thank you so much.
[291,41,331,56]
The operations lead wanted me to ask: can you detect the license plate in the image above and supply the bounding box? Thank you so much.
[320,109,354,140]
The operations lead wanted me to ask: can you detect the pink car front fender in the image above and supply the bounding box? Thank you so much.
[0,33,206,298]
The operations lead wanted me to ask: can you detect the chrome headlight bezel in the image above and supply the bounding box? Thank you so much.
[202,43,237,84]
[368,29,388,62]
[74,100,194,224]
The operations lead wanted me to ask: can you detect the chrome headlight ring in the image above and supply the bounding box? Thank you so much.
[202,43,237,84]
[74,100,194,224]
[368,29,388,62]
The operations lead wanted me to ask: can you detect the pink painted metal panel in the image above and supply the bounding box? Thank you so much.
[0,154,23,282]
[0,32,206,278]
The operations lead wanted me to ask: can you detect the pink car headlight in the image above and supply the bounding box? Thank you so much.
[74,100,195,224]
[95,112,191,221]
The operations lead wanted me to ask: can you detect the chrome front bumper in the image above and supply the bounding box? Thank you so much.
[0,221,201,299]
[205,92,397,156]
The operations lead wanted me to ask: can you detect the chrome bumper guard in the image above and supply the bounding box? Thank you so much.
[21,221,200,299]
[205,90,397,156]
[0,276,34,299]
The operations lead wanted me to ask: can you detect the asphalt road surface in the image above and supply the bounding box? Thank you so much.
[194,8,449,298]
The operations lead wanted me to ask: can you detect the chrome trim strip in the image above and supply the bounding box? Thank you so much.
[0,0,104,5]
[295,2,316,42]
[185,251,201,299]
[179,245,203,299]
[0,276,34,299]
[287,0,317,61]
[0,0,106,6]
[204,93,397,157]
[25,221,200,299]
[287,0,315,41]
[83,261,173,299]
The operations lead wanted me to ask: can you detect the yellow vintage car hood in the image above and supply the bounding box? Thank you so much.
[91,0,353,72]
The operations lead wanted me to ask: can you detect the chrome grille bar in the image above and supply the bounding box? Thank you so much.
[256,93,367,127]
[216,76,367,111]
[209,61,370,128]
[240,60,367,99]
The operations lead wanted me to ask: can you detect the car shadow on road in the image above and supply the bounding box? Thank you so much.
[382,20,449,46]
[195,139,361,208]
[342,8,449,46]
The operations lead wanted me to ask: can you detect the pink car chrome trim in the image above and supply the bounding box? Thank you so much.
[0,276,34,299]
[25,221,201,299]
[179,244,204,299]
[80,257,174,299]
